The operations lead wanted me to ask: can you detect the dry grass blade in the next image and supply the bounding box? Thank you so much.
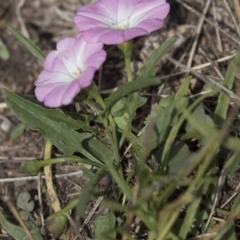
[223,0,240,39]
[187,0,211,68]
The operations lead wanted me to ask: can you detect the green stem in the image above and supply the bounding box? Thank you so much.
[124,56,133,82]
[117,40,133,82]
[61,199,78,214]
[103,115,132,200]
[108,115,120,163]
[22,156,103,174]
[104,160,132,200]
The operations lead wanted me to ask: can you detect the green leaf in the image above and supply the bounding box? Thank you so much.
[185,103,215,133]
[112,93,147,146]
[138,96,188,156]
[160,91,216,165]
[3,89,103,165]
[82,138,115,163]
[105,77,160,109]
[0,37,10,61]
[138,37,177,77]
[213,223,237,240]
[17,192,34,212]
[224,152,240,174]
[30,227,44,240]
[45,212,67,239]
[111,93,147,118]
[95,212,116,240]
[19,211,29,221]
[7,23,45,61]
[0,208,29,240]
[137,99,173,154]
[174,76,192,100]
[184,107,240,153]
[3,89,95,132]
[214,48,240,126]
[160,96,189,164]
[179,196,202,238]
[77,169,107,217]
[167,142,193,175]
[10,122,26,139]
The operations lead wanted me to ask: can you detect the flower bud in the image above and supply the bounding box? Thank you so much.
[45,212,68,239]
[21,160,42,175]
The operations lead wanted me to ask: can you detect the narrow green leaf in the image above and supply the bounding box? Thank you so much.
[167,142,193,175]
[161,91,217,165]
[95,212,116,240]
[0,208,29,240]
[139,37,177,77]
[185,103,215,133]
[7,23,45,61]
[184,107,240,152]
[82,138,115,163]
[213,223,237,240]
[214,48,240,126]
[179,197,201,238]
[77,169,107,217]
[105,77,160,109]
[0,37,10,61]
[174,76,192,100]
[138,96,188,157]
[10,122,26,139]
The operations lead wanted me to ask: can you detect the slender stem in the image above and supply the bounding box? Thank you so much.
[124,56,133,82]
[117,40,133,82]
[108,115,120,163]
[61,199,78,213]
[104,159,133,200]
[22,156,103,174]
[95,93,106,110]
[105,115,133,200]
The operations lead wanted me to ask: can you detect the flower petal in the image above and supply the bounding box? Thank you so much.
[74,4,112,31]
[82,27,114,43]
[83,28,148,45]
[74,0,170,44]
[43,83,77,107]
[131,2,170,26]
[135,19,165,34]
[76,68,95,88]
[84,50,107,69]
[75,36,104,69]
[35,70,73,85]
[34,36,106,107]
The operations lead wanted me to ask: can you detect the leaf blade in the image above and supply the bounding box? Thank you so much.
[106,76,160,109]
[3,89,105,165]
[7,23,45,61]
[139,37,177,77]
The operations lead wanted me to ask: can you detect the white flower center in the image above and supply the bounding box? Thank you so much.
[111,18,130,29]
[71,68,81,79]
[58,52,82,80]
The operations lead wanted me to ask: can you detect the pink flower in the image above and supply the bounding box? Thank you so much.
[74,0,170,45]
[35,36,106,107]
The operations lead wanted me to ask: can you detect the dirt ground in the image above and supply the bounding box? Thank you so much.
[1,0,240,239]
